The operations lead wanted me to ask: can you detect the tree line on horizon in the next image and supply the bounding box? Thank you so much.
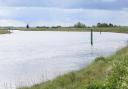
[73,22,117,28]
[26,22,118,29]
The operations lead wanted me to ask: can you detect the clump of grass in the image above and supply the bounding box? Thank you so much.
[19,46,128,89]
[95,56,106,62]
[87,47,128,89]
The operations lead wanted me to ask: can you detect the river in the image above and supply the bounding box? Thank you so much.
[0,31,128,89]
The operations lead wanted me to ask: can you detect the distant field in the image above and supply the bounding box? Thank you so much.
[17,27,128,33]
[0,30,11,34]
[1,27,128,33]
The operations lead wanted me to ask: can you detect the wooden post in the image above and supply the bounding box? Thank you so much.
[91,29,93,46]
[100,30,101,34]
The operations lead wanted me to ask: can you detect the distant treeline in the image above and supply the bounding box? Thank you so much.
[97,23,117,27]
[35,22,118,29]
[74,22,117,28]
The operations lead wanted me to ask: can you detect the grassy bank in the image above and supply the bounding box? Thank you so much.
[0,30,11,34]
[19,46,128,89]
[19,27,128,33]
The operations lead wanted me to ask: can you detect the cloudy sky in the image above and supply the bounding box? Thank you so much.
[0,0,128,27]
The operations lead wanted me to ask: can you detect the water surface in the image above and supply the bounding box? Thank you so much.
[0,31,128,89]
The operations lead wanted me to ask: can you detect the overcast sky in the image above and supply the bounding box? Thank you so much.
[0,0,128,27]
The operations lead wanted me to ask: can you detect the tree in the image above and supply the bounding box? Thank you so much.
[97,23,114,27]
[74,22,86,28]
[97,23,101,27]
[109,23,113,27]
[26,24,29,29]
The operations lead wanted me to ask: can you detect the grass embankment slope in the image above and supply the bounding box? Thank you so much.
[19,46,128,89]
[0,30,11,34]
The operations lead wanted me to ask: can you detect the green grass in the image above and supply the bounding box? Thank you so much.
[0,30,11,34]
[19,27,128,33]
[18,47,128,89]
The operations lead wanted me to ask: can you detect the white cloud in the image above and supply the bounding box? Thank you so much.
[100,0,116,2]
[0,7,128,26]
[0,19,25,27]
[0,0,127,10]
